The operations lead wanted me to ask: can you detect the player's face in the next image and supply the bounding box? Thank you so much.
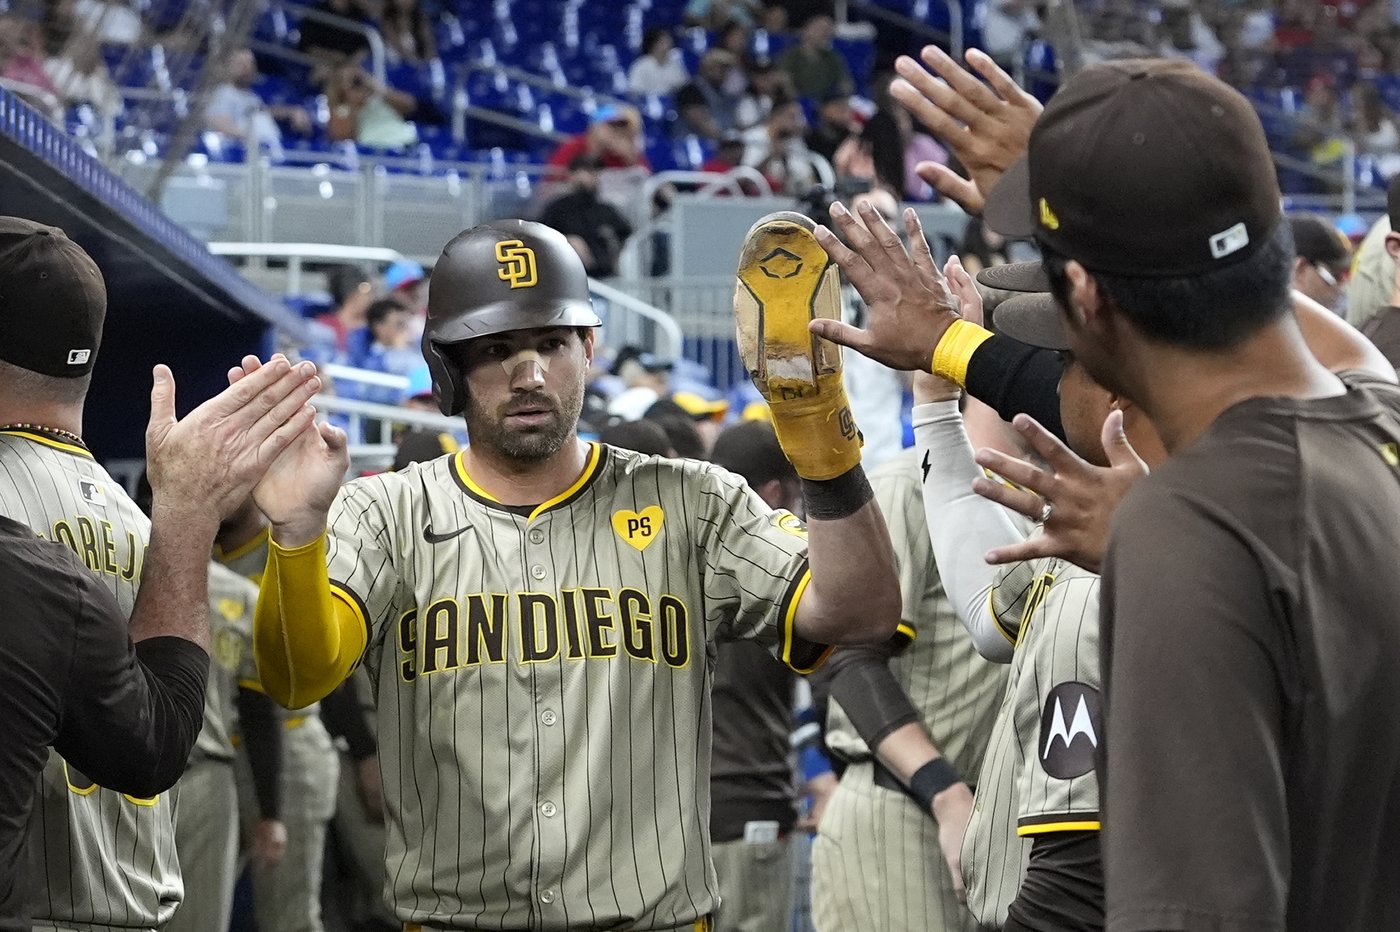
[456,327,593,462]
[1057,355,1114,468]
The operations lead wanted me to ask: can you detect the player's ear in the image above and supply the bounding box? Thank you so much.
[580,327,597,364]
[1385,232,1400,261]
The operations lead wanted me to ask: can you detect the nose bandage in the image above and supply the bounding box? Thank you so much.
[501,349,551,375]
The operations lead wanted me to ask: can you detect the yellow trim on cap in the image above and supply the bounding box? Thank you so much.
[0,429,93,460]
[1017,820,1101,836]
[896,622,917,641]
[931,320,995,388]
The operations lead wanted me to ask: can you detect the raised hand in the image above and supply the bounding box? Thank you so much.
[890,46,1042,215]
[810,201,963,372]
[970,410,1148,573]
[145,357,321,525]
[943,254,984,326]
[228,355,350,545]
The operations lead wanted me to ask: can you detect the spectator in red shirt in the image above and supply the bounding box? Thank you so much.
[547,104,651,179]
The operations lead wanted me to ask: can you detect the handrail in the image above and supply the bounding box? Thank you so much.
[456,100,569,144]
[459,60,632,109]
[644,170,773,204]
[314,392,463,431]
[277,0,387,86]
[211,241,406,293]
[323,362,410,389]
[847,0,958,60]
[588,278,685,361]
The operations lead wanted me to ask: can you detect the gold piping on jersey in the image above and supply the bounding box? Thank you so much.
[895,622,917,642]
[1016,818,1101,836]
[215,524,271,563]
[0,427,94,459]
[450,441,604,520]
[779,567,831,674]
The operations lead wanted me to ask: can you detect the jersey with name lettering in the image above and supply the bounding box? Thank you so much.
[960,555,1102,928]
[0,430,180,930]
[324,442,824,930]
[196,562,261,761]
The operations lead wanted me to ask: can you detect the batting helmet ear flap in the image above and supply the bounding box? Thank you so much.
[422,337,466,416]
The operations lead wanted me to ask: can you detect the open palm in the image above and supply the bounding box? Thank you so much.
[228,355,349,534]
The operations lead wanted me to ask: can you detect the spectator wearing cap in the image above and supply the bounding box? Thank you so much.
[383,259,427,314]
[1288,214,1353,313]
[776,14,852,102]
[676,49,747,141]
[607,348,673,421]
[547,105,650,179]
[628,27,689,96]
[746,95,821,196]
[538,154,634,279]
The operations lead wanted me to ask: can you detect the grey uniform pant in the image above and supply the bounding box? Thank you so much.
[166,756,239,932]
[710,835,792,932]
[235,716,340,932]
[810,762,980,932]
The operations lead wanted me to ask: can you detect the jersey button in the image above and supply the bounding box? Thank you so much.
[540,801,557,817]
[530,564,547,580]
[540,889,556,905]
[540,709,557,726]
[529,528,545,544]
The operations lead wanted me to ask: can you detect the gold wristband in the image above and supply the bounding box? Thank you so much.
[931,320,995,388]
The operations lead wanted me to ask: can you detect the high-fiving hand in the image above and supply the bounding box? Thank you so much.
[810,201,963,372]
[890,46,1042,216]
[970,410,1149,573]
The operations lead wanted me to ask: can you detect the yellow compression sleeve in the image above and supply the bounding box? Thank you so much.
[253,532,366,709]
[931,320,995,388]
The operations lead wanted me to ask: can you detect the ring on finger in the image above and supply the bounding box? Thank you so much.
[1038,500,1053,524]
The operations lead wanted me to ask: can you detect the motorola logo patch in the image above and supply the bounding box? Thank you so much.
[1039,681,1101,779]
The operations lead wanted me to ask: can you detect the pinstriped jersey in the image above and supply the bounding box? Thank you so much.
[323,442,824,930]
[0,430,180,930]
[196,562,261,761]
[961,555,1102,927]
[824,449,1006,778]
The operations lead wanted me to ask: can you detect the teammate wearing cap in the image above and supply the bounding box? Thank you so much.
[0,215,322,932]
[812,54,1400,932]
[243,217,899,931]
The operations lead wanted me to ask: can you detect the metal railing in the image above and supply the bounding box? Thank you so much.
[312,391,463,472]
[209,241,686,366]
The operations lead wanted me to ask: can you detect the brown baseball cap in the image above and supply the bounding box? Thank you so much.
[0,217,106,378]
[984,59,1283,286]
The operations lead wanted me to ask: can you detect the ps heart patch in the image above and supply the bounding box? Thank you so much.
[613,506,664,552]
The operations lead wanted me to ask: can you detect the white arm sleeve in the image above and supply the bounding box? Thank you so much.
[913,400,1029,663]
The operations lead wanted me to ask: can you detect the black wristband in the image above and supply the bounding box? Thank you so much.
[800,465,874,521]
[909,757,963,812]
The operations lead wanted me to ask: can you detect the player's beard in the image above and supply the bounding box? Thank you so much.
[464,381,585,462]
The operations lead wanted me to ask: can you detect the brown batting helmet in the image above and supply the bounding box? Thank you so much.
[421,219,601,416]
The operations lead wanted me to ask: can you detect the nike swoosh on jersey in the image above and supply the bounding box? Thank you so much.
[423,522,471,544]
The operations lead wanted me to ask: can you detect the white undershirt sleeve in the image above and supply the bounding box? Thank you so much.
[913,400,1030,663]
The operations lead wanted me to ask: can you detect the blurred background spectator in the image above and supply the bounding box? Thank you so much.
[206,49,312,158]
[777,15,852,101]
[629,27,690,96]
[538,154,634,278]
[548,104,651,176]
[676,49,746,140]
[325,61,419,150]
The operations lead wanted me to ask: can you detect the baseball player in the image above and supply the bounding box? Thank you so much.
[810,439,1007,932]
[243,216,900,930]
[0,217,322,932]
[794,202,1110,928]
[215,495,341,932]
